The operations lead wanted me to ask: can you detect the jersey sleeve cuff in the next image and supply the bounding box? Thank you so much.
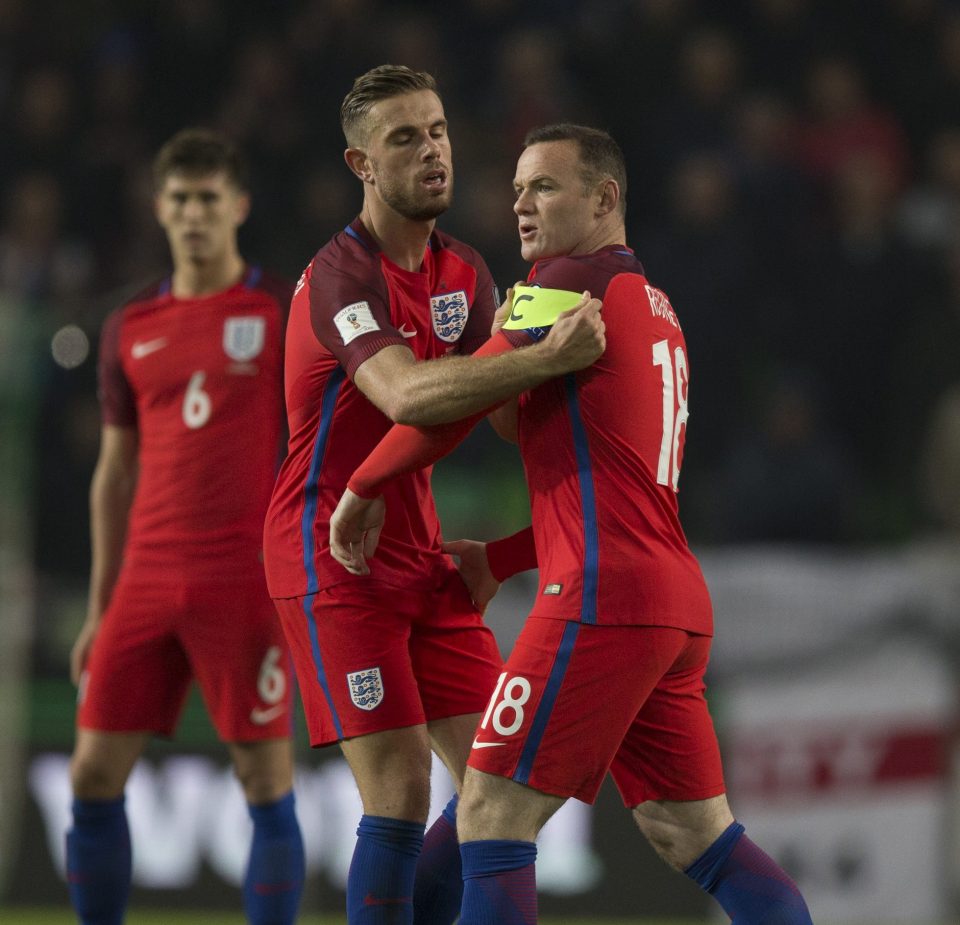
[486,526,537,582]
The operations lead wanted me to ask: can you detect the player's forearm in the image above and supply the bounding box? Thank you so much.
[348,334,518,495]
[349,413,482,498]
[86,463,137,620]
[486,526,537,581]
[390,341,557,426]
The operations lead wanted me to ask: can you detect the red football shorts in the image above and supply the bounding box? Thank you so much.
[467,617,726,806]
[78,568,293,742]
[273,570,503,747]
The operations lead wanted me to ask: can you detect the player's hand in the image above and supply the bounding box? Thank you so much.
[442,539,501,613]
[539,291,605,374]
[329,488,386,575]
[492,282,525,336]
[70,620,99,687]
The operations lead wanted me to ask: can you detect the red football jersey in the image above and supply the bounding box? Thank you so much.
[512,247,713,632]
[263,218,498,598]
[98,267,290,574]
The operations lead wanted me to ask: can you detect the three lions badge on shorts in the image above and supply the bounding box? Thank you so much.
[347,667,384,710]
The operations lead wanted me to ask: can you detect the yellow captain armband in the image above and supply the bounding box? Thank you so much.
[502,286,583,330]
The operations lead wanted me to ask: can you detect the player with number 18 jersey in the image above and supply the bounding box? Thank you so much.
[347,247,720,806]
[470,248,720,806]
[503,248,713,631]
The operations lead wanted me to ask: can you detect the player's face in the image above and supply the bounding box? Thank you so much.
[513,140,601,262]
[358,90,453,221]
[155,171,250,265]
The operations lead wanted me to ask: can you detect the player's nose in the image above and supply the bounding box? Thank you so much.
[421,133,442,160]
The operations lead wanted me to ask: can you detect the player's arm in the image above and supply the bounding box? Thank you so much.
[329,332,515,574]
[352,292,604,426]
[483,283,522,443]
[70,425,138,685]
[330,331,536,574]
[330,291,603,573]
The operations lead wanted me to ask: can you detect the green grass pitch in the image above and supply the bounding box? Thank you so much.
[2,912,702,925]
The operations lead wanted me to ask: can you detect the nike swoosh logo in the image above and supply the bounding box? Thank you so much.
[250,704,286,725]
[472,738,506,749]
[398,324,417,338]
[364,893,412,906]
[131,337,168,359]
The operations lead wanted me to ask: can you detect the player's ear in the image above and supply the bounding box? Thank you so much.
[596,178,620,218]
[152,192,167,228]
[344,147,373,184]
[234,192,251,226]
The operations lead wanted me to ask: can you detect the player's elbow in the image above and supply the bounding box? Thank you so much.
[376,378,462,426]
[375,388,422,426]
[388,397,444,427]
[487,417,518,444]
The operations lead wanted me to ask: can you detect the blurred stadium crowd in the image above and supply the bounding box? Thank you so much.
[2,0,960,612]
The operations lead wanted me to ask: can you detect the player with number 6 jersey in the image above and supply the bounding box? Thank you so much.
[67,129,304,925]
[97,267,289,573]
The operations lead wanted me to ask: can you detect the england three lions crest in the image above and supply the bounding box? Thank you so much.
[223,316,266,361]
[347,667,384,711]
[431,290,469,343]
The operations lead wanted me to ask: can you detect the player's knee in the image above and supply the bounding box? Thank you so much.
[456,784,498,840]
[233,763,292,805]
[229,739,295,804]
[367,772,431,821]
[632,808,695,871]
[69,752,127,800]
[457,774,540,842]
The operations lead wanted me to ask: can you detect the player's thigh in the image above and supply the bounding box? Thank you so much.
[78,572,192,736]
[227,738,295,804]
[610,632,726,807]
[273,583,428,747]
[427,712,484,790]
[182,574,295,743]
[70,728,151,799]
[468,618,689,804]
[411,571,502,754]
[340,725,434,821]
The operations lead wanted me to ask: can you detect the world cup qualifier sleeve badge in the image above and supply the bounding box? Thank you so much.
[346,667,384,710]
[430,290,468,342]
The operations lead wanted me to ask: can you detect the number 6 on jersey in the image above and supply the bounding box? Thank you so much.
[182,370,212,429]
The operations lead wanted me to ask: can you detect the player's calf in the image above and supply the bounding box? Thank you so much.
[684,821,814,924]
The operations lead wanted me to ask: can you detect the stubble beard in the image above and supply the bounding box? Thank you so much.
[379,176,452,223]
